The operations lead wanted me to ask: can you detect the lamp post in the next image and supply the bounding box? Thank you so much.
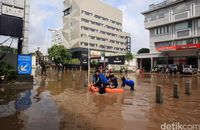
[87,34,90,85]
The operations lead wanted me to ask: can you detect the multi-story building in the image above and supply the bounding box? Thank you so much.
[62,0,131,58]
[0,0,29,54]
[137,0,200,69]
[50,29,63,45]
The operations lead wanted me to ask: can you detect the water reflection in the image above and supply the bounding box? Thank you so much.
[0,71,199,130]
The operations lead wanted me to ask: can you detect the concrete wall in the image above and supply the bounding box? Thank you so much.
[0,0,30,54]
[1,54,17,68]
[23,0,30,54]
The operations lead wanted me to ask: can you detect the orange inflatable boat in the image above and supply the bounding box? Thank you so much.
[89,84,124,93]
[89,85,99,92]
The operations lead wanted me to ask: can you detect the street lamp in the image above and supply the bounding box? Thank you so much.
[87,33,90,85]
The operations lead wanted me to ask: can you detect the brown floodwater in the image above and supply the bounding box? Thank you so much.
[0,70,200,130]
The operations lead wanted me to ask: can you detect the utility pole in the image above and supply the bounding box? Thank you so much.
[87,34,90,85]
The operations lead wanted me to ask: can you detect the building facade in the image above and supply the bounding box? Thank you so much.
[51,29,63,45]
[138,0,200,69]
[0,0,30,54]
[62,0,131,58]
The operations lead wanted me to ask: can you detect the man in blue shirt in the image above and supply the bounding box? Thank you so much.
[93,70,109,94]
[121,77,135,90]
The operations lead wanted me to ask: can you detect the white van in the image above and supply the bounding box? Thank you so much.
[182,65,198,74]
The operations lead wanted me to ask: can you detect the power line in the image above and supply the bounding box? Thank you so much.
[0,37,12,45]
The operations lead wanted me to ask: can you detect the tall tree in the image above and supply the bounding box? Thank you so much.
[137,48,150,54]
[48,45,71,65]
[125,52,134,62]
[0,46,17,54]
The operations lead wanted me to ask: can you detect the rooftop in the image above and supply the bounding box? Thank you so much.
[142,0,185,14]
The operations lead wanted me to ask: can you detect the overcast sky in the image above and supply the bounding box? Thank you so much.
[28,0,163,54]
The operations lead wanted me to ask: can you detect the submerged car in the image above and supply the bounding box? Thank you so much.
[169,64,178,74]
[182,65,198,74]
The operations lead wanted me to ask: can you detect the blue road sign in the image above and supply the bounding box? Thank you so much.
[18,54,32,75]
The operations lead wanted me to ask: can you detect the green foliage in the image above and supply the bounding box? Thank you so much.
[0,46,17,54]
[48,45,71,64]
[69,58,80,64]
[125,52,134,62]
[0,62,17,76]
[137,48,150,54]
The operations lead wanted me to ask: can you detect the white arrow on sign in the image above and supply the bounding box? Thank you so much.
[21,65,28,71]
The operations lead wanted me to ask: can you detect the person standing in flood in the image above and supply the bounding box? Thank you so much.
[121,77,134,90]
[41,61,46,75]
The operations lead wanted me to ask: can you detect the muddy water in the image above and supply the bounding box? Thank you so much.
[0,70,200,130]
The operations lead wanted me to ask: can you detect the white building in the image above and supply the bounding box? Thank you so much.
[62,0,131,57]
[0,0,30,54]
[51,29,63,45]
[137,0,200,70]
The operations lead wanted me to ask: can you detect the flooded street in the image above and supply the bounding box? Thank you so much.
[0,70,200,130]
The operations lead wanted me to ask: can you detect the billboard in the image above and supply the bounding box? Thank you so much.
[0,15,23,37]
[2,5,24,18]
[107,55,125,65]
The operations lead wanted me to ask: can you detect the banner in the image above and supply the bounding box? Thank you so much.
[156,43,200,52]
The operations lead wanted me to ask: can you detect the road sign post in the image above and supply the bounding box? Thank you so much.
[18,54,32,75]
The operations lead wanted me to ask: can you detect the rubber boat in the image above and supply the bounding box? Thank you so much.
[89,84,124,93]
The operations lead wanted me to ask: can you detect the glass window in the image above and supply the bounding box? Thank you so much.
[175,39,193,45]
[81,18,89,23]
[64,6,72,16]
[186,39,193,44]
[197,38,200,43]
[198,19,200,28]
[175,21,192,31]
[161,27,164,34]
[167,26,170,33]
[188,20,192,28]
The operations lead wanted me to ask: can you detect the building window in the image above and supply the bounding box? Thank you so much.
[81,18,89,23]
[175,39,193,45]
[177,30,190,37]
[81,10,92,16]
[81,34,86,37]
[90,36,95,39]
[175,21,192,31]
[81,42,88,46]
[94,15,101,19]
[155,41,172,48]
[64,6,72,16]
[110,40,115,43]
[198,19,200,28]
[157,11,165,19]
[100,45,105,49]
[90,43,95,47]
[102,17,108,21]
[107,46,113,49]
[165,25,170,33]
[197,38,200,43]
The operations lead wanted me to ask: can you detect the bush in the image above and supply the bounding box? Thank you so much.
[0,62,17,76]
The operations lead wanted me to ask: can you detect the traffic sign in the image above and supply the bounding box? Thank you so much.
[18,54,32,75]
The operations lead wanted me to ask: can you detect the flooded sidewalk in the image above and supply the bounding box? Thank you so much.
[0,70,200,130]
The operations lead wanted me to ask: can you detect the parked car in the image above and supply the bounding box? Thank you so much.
[182,65,198,74]
[168,64,178,74]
